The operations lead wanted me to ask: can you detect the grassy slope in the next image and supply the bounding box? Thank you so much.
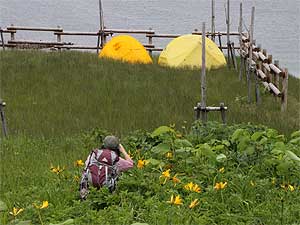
[0,50,299,137]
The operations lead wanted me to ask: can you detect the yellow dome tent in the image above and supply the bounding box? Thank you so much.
[99,35,153,64]
[158,34,226,70]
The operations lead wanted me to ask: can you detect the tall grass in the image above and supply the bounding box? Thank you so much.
[0,50,299,137]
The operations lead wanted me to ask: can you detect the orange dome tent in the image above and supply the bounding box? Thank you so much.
[99,35,152,64]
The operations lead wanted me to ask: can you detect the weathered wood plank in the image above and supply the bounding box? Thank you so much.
[7,26,63,32]
[269,83,281,96]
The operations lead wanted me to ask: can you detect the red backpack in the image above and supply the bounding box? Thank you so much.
[80,149,119,199]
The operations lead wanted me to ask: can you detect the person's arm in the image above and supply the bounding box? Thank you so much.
[119,144,132,161]
[117,144,134,172]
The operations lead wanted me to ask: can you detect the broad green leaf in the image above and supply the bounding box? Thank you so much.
[291,130,300,138]
[0,200,7,211]
[175,148,192,154]
[275,135,285,142]
[174,139,193,148]
[151,143,170,155]
[274,142,285,150]
[251,132,264,141]
[237,136,250,152]
[216,153,227,162]
[196,143,216,160]
[271,149,283,155]
[286,150,300,165]
[231,129,244,142]
[289,137,300,145]
[213,145,224,151]
[259,137,268,145]
[151,126,175,137]
[222,140,230,147]
[245,146,255,155]
[276,162,290,174]
[49,219,74,225]
[148,158,160,166]
[266,129,278,138]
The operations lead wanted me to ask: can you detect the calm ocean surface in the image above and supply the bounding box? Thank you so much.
[1,0,299,77]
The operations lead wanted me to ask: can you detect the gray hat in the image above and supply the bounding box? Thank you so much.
[103,135,119,150]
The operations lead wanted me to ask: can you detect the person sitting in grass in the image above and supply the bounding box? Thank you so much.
[79,135,134,200]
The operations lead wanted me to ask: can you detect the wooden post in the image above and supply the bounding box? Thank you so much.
[231,42,237,70]
[96,32,100,54]
[0,27,5,50]
[266,54,272,82]
[220,102,226,124]
[255,64,261,105]
[226,0,231,67]
[211,0,216,41]
[148,27,153,56]
[56,26,62,51]
[218,32,223,52]
[247,6,255,103]
[274,60,280,88]
[98,0,105,53]
[10,24,15,41]
[201,22,207,123]
[238,2,243,80]
[195,103,200,120]
[281,69,288,112]
[0,100,8,137]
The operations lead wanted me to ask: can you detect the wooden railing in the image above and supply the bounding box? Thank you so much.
[0,25,242,54]
[239,27,288,112]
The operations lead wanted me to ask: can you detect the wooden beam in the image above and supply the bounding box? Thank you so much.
[270,63,284,77]
[262,81,270,91]
[193,106,228,112]
[7,26,63,32]
[257,69,267,81]
[7,40,73,46]
[103,28,155,34]
[54,31,100,36]
[258,51,268,62]
[146,33,180,38]
[269,83,281,96]
[0,29,16,34]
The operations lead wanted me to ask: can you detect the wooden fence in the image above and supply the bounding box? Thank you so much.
[238,6,288,112]
[0,25,242,55]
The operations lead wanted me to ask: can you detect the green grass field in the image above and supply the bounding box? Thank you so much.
[0,50,300,224]
[0,50,299,137]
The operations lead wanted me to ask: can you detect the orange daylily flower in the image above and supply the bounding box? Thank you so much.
[75,159,84,167]
[167,195,183,205]
[9,207,24,217]
[34,201,49,209]
[166,152,173,159]
[137,159,149,169]
[184,182,201,193]
[218,167,225,173]
[50,165,64,175]
[172,175,181,185]
[189,199,199,209]
[214,181,227,190]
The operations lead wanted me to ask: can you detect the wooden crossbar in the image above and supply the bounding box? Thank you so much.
[7,26,63,32]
